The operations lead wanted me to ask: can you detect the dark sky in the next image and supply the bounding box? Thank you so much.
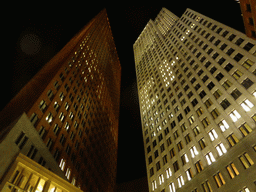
[3,1,244,184]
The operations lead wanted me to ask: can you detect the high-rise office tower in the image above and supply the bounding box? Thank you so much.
[238,0,256,39]
[0,9,121,192]
[134,7,256,192]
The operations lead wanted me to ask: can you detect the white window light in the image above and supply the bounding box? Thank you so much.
[154,180,157,190]
[219,120,229,132]
[241,99,254,111]
[186,170,191,181]
[216,143,227,156]
[190,146,199,158]
[184,153,189,163]
[253,91,256,98]
[159,174,164,185]
[169,182,176,192]
[229,110,241,122]
[209,129,218,141]
[206,152,216,165]
[177,176,185,188]
[166,168,172,179]
[59,158,65,171]
[65,168,71,180]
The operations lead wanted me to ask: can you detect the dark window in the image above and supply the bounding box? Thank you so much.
[231,89,242,100]
[192,99,198,107]
[177,114,183,122]
[216,28,222,34]
[205,61,211,68]
[246,3,252,12]
[214,40,221,46]
[210,67,217,74]
[234,53,244,62]
[184,106,191,114]
[228,34,236,41]
[207,48,213,54]
[154,150,159,158]
[226,48,235,56]
[215,73,224,81]
[173,161,180,172]
[243,42,254,51]
[171,120,176,129]
[197,69,203,76]
[188,91,193,98]
[220,43,227,50]
[224,63,234,72]
[202,75,209,82]
[241,78,254,89]
[207,82,215,90]
[195,83,201,91]
[191,77,196,84]
[212,52,219,59]
[235,38,244,46]
[218,58,226,65]
[220,99,231,110]
[249,18,254,26]
[222,30,229,37]
[199,90,207,98]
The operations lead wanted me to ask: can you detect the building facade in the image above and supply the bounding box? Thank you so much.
[0,153,83,192]
[238,0,256,39]
[134,7,256,192]
[0,9,121,192]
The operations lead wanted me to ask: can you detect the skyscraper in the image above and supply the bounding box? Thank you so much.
[238,0,256,39]
[134,7,256,192]
[0,9,121,192]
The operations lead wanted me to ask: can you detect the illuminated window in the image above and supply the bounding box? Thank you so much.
[169,182,176,192]
[227,133,239,147]
[181,153,189,165]
[216,143,227,156]
[159,174,164,185]
[186,168,193,181]
[39,100,47,112]
[208,129,218,141]
[177,175,185,188]
[202,117,210,128]
[59,158,65,171]
[239,152,254,169]
[241,99,254,112]
[229,110,241,122]
[46,112,53,123]
[65,168,71,180]
[219,119,229,132]
[239,123,252,137]
[205,152,216,165]
[59,112,65,122]
[152,180,157,191]
[198,138,207,150]
[195,160,204,173]
[190,146,199,158]
[201,180,212,192]
[213,172,225,188]
[166,167,172,179]
[36,178,46,192]
[226,163,239,179]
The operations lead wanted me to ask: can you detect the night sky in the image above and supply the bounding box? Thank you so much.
[3,1,244,184]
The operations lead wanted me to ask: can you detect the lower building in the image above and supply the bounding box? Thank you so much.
[0,153,83,192]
